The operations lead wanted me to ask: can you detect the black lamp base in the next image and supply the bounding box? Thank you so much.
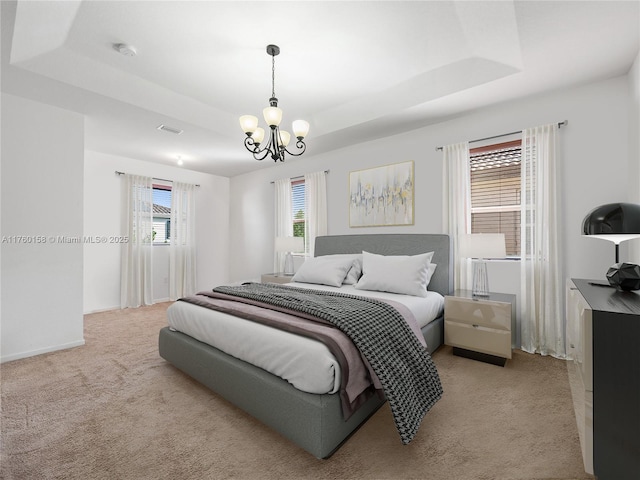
[606,263,640,291]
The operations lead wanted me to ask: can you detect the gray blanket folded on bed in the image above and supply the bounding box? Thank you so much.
[209,282,443,445]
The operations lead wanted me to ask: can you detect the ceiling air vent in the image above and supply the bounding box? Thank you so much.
[156,124,183,135]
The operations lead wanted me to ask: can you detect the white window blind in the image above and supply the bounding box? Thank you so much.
[292,179,305,241]
[470,140,522,256]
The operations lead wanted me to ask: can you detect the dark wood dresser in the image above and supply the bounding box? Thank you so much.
[568,279,640,480]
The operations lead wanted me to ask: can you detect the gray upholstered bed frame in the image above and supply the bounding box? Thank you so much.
[158,233,452,458]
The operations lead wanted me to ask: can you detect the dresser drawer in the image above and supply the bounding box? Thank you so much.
[444,320,512,358]
[444,296,512,331]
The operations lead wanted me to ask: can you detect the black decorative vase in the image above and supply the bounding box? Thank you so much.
[606,262,640,291]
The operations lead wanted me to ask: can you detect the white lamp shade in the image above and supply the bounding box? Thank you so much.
[292,120,309,139]
[585,233,640,244]
[277,130,291,147]
[275,236,304,252]
[263,106,283,127]
[459,233,506,259]
[252,127,265,144]
[239,115,258,134]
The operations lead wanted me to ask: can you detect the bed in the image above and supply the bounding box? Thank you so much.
[158,233,453,458]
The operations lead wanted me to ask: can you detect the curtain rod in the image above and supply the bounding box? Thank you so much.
[270,169,330,184]
[115,171,200,187]
[435,120,568,151]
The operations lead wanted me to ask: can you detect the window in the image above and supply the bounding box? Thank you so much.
[291,179,305,245]
[152,185,171,244]
[470,140,522,256]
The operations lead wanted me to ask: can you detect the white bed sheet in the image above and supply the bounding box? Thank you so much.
[166,283,444,396]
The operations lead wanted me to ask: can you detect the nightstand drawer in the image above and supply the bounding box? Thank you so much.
[444,320,512,358]
[444,296,511,331]
[261,273,294,284]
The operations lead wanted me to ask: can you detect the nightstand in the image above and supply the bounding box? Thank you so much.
[444,290,516,366]
[260,272,294,284]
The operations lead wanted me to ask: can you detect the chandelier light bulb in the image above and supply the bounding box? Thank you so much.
[292,120,310,140]
[278,131,291,147]
[252,127,265,145]
[263,106,283,127]
[239,115,258,135]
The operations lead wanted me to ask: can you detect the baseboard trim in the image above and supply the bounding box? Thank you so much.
[1,339,85,364]
[84,299,171,315]
[83,305,121,315]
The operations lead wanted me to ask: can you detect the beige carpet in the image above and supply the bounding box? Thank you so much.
[1,303,593,480]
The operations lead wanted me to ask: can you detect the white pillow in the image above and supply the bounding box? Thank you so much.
[427,263,437,284]
[317,254,363,284]
[291,256,355,287]
[355,251,435,297]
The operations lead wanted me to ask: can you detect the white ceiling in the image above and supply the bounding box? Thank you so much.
[2,0,639,177]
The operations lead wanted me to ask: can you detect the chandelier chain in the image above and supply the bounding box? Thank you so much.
[271,53,276,99]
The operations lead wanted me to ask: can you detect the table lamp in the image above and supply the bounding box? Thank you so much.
[582,202,640,290]
[275,236,304,275]
[459,233,506,297]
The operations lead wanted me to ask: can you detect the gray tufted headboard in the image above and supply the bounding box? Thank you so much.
[314,234,453,297]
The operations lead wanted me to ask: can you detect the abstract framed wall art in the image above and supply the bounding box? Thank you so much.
[349,161,414,227]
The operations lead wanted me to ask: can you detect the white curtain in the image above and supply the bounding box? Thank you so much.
[520,124,565,358]
[274,178,293,272]
[169,182,197,300]
[121,174,154,308]
[442,142,472,291]
[304,171,328,257]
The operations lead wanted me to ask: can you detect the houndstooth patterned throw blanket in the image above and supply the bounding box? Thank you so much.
[213,282,443,445]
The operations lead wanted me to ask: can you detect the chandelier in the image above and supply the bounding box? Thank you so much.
[239,45,309,162]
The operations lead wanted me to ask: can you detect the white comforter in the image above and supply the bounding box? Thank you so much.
[166,282,444,396]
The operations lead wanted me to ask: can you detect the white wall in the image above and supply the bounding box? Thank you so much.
[83,151,230,313]
[229,74,633,337]
[628,51,640,263]
[0,91,2,364]
[1,93,85,362]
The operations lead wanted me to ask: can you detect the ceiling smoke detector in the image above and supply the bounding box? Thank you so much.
[114,43,137,57]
